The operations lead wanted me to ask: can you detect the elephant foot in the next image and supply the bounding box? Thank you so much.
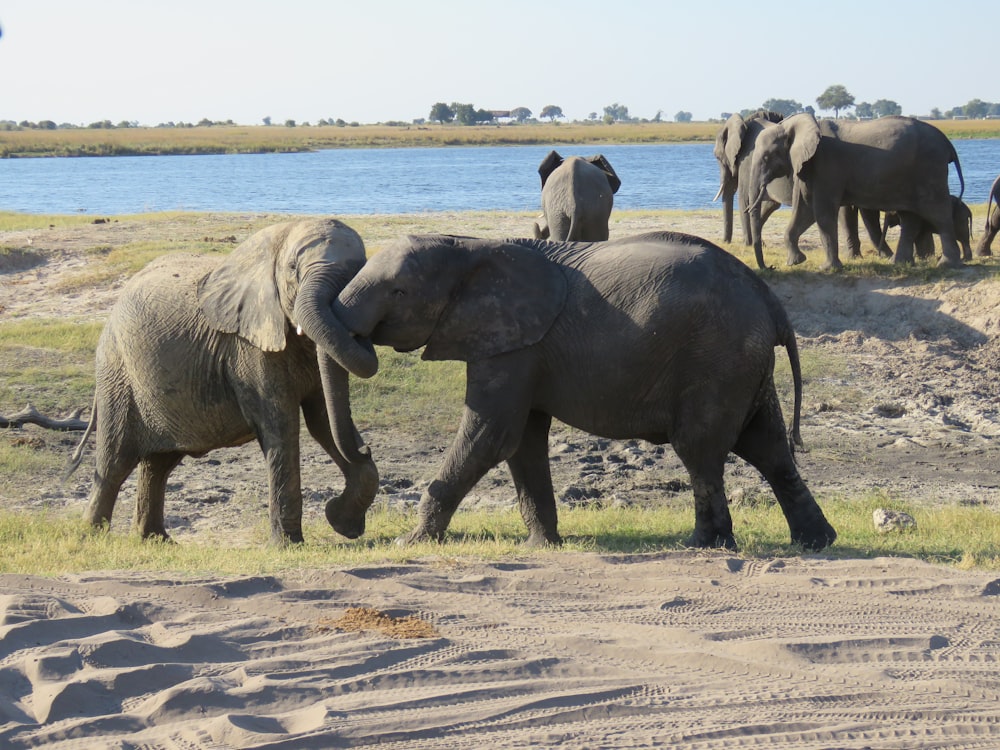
[139,528,173,543]
[687,529,738,551]
[524,531,562,548]
[790,521,837,552]
[819,259,843,272]
[936,255,964,269]
[976,249,992,258]
[395,526,444,546]
[891,252,914,265]
[270,528,305,547]
[785,251,807,266]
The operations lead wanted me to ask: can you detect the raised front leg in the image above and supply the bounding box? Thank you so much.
[506,410,561,546]
[399,359,533,545]
[783,192,816,266]
[133,452,183,540]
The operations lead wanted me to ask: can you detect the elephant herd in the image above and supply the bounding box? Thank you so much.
[67,123,1000,554]
[713,110,1000,267]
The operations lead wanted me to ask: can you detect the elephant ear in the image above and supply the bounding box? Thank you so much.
[721,115,746,174]
[423,242,567,362]
[784,113,821,176]
[588,154,621,194]
[197,224,289,351]
[537,150,563,188]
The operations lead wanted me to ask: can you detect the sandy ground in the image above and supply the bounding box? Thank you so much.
[1,210,1000,748]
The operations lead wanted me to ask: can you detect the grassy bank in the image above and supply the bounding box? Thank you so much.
[2,119,999,157]
[1,495,997,576]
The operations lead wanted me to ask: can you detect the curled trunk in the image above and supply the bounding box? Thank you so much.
[294,270,377,464]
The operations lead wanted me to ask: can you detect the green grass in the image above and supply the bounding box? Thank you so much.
[1,494,996,576]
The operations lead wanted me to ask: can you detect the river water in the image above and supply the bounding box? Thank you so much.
[0,140,996,216]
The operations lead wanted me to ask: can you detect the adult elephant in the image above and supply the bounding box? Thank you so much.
[532,150,621,241]
[747,113,965,269]
[975,174,1000,256]
[714,110,786,246]
[881,196,974,261]
[328,232,837,552]
[67,219,380,545]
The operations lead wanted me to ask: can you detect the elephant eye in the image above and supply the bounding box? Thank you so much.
[392,288,406,298]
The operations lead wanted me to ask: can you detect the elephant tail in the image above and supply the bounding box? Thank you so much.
[784,331,804,454]
[949,141,965,199]
[64,396,96,480]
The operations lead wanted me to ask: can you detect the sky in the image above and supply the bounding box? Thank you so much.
[0,1,995,127]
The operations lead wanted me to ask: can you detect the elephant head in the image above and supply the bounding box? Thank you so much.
[714,110,783,244]
[333,235,567,363]
[747,112,821,213]
[538,150,621,194]
[197,219,378,468]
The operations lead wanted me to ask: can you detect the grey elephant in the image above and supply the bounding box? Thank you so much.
[975,174,1000,256]
[714,110,786,246]
[880,196,974,261]
[328,232,837,552]
[532,150,621,241]
[67,219,380,544]
[747,113,965,269]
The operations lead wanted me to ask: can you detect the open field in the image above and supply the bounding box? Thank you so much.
[2,209,1000,748]
[2,118,999,157]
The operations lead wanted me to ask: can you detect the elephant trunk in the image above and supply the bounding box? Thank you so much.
[294,268,377,465]
[295,267,378,380]
[717,164,735,244]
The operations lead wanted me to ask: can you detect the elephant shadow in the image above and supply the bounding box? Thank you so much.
[768,273,988,348]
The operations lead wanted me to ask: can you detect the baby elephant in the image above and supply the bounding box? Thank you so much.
[881,196,974,260]
[532,150,621,241]
[68,219,380,544]
[330,231,837,552]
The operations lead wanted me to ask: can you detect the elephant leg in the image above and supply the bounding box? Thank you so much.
[302,396,378,540]
[85,423,140,530]
[813,204,843,271]
[401,364,532,545]
[860,208,891,257]
[928,209,964,268]
[505,410,561,547]
[914,227,935,259]
[257,419,306,545]
[840,205,862,259]
[892,213,921,264]
[133,452,183,540]
[731,387,836,552]
[675,452,734,550]
[782,202,815,266]
[975,209,999,257]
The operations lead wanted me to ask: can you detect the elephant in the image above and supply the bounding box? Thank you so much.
[532,150,621,241]
[328,232,837,552]
[880,196,974,261]
[747,113,965,270]
[714,110,786,246]
[975,173,1000,256]
[67,218,380,545]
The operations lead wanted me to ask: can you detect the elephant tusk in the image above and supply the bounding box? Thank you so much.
[296,324,303,335]
[712,184,725,203]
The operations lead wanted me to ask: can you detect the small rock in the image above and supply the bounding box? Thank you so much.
[874,403,906,418]
[873,508,916,533]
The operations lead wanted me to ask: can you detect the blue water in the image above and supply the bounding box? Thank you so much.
[0,140,995,216]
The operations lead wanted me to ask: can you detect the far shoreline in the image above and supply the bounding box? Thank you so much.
[2,119,999,158]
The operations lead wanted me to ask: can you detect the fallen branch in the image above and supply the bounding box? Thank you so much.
[0,404,90,431]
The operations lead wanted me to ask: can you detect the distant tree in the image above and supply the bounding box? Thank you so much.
[803,105,816,116]
[989,103,1000,117]
[964,98,988,119]
[760,98,803,117]
[652,110,663,122]
[588,112,598,121]
[928,108,943,120]
[452,103,476,125]
[816,85,855,117]
[197,118,214,127]
[855,102,874,119]
[540,104,564,121]
[510,106,532,122]
[674,110,693,123]
[474,108,494,124]
[429,102,454,124]
[603,103,630,122]
[262,116,272,126]
[872,99,902,118]
[285,119,296,128]
[37,120,57,130]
